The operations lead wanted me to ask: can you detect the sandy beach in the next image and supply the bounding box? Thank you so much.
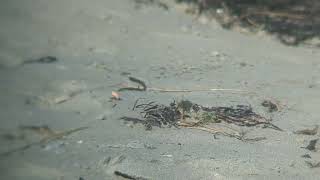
[0,0,320,179]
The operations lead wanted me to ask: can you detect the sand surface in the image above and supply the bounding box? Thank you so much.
[0,0,320,179]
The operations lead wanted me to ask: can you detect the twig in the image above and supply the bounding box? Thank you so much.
[0,141,40,156]
[0,126,88,156]
[117,76,249,93]
[264,123,283,131]
[178,122,266,141]
[147,87,249,93]
[22,56,58,65]
[132,98,142,110]
[118,77,147,92]
[248,11,306,20]
[114,170,149,180]
[40,126,88,143]
[178,121,240,137]
[148,88,193,92]
[186,126,239,137]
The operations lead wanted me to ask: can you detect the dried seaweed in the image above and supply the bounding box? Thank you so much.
[201,105,282,131]
[121,99,281,139]
[302,139,318,151]
[118,77,147,92]
[125,100,180,130]
[176,0,320,45]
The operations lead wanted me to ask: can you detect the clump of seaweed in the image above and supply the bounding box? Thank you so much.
[198,111,221,124]
[200,105,282,130]
[176,0,320,45]
[121,100,181,130]
[121,99,282,135]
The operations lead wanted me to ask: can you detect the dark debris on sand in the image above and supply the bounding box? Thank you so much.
[121,99,282,131]
[121,101,181,130]
[176,0,320,45]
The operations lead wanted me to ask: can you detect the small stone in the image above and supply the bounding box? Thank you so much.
[53,95,71,104]
[43,141,66,154]
[161,154,173,158]
[96,114,107,120]
[280,35,297,45]
[240,62,247,67]
[289,161,296,167]
[216,8,224,14]
[210,51,220,57]
[308,84,316,88]
[103,15,113,23]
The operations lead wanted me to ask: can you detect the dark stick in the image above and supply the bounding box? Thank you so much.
[114,171,149,180]
[118,77,147,91]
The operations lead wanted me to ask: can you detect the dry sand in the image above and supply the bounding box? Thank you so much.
[0,0,320,179]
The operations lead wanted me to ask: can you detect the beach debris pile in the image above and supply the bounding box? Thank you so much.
[121,100,180,130]
[121,99,282,140]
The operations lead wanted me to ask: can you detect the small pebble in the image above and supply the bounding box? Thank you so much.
[96,114,107,120]
[43,141,66,154]
[210,51,220,57]
[216,8,224,14]
[161,154,173,158]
